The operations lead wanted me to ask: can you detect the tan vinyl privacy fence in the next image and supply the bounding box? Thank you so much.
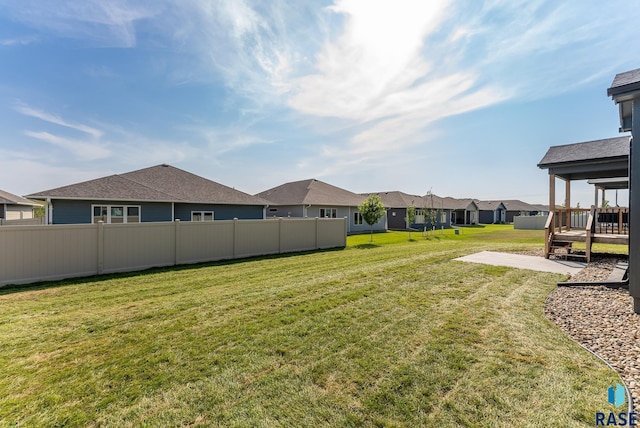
[0,217,347,286]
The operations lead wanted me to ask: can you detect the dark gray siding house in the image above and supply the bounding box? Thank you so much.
[475,201,507,224]
[26,164,268,224]
[371,191,452,230]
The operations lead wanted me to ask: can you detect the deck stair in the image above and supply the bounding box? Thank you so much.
[548,236,587,261]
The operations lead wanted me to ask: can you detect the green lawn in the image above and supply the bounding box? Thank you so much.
[0,225,619,426]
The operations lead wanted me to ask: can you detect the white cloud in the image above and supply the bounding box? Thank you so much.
[23,131,111,160]
[15,104,103,139]
[1,0,158,47]
[0,36,37,46]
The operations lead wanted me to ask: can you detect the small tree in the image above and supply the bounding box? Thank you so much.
[424,190,438,237]
[358,194,386,243]
[405,201,416,240]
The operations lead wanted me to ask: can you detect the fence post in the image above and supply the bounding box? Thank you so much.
[279,217,283,254]
[97,221,104,274]
[233,218,238,259]
[344,217,348,247]
[174,219,180,266]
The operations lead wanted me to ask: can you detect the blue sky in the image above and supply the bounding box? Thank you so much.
[1,0,638,206]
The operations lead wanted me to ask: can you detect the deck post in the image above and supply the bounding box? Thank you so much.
[565,178,571,231]
[549,174,556,233]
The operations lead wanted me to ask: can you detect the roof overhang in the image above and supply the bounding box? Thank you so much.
[26,195,267,206]
[608,75,640,133]
[587,177,629,190]
[540,157,628,181]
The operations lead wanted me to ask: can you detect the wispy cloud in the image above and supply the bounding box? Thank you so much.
[15,103,103,138]
[0,36,37,46]
[1,0,158,47]
[23,131,111,160]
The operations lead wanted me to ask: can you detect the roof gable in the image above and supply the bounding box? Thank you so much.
[438,197,478,210]
[257,179,366,206]
[26,164,268,205]
[475,200,506,211]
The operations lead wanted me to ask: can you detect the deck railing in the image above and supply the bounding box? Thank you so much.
[544,206,628,261]
[547,207,629,234]
[594,207,629,235]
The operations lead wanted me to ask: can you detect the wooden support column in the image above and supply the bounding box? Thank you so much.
[549,174,556,233]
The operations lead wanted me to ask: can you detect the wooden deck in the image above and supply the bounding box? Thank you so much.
[545,207,629,262]
[554,230,629,245]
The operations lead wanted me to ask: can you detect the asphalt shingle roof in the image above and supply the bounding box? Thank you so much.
[257,179,366,206]
[26,164,268,205]
[0,189,38,206]
[537,136,630,167]
[608,68,640,97]
[365,191,425,208]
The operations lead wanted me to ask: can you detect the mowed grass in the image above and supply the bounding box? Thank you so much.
[0,225,619,426]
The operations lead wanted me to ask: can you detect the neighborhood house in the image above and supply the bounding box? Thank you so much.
[26,164,269,224]
[256,178,387,234]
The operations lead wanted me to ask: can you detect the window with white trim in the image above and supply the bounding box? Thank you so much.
[354,212,363,225]
[441,211,446,223]
[92,205,140,224]
[319,208,337,218]
[191,211,214,221]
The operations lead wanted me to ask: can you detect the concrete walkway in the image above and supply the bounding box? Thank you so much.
[454,251,586,275]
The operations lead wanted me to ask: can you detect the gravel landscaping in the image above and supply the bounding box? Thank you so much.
[544,255,639,409]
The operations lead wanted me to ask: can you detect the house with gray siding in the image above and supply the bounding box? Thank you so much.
[475,200,545,224]
[475,201,507,224]
[26,164,268,224]
[440,197,479,225]
[257,178,387,234]
[370,191,452,230]
[0,189,39,221]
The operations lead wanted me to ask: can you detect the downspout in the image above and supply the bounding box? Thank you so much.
[171,202,175,221]
[263,204,268,219]
[304,204,311,218]
[347,206,351,234]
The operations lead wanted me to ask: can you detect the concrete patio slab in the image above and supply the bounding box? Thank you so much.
[454,251,586,275]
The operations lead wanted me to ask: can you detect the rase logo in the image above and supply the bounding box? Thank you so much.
[596,383,637,426]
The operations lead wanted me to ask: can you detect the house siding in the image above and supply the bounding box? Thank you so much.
[479,210,494,224]
[0,205,4,219]
[387,208,407,229]
[264,205,305,218]
[266,204,386,234]
[51,200,173,224]
[412,209,451,229]
[174,203,264,221]
[5,206,34,220]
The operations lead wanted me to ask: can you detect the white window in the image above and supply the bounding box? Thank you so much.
[92,205,140,224]
[354,212,363,225]
[191,211,214,221]
[320,208,337,218]
[441,211,446,223]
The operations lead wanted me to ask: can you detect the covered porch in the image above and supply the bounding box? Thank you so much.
[538,136,630,262]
